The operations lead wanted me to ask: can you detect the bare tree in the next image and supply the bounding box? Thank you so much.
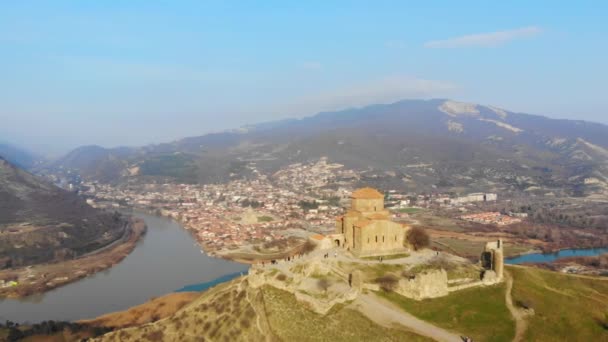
[407,227,430,251]
[375,274,399,292]
[300,240,316,254]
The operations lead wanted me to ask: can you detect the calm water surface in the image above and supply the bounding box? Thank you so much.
[0,212,248,323]
[506,247,608,264]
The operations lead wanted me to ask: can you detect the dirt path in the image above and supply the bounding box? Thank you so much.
[351,293,463,342]
[504,271,527,342]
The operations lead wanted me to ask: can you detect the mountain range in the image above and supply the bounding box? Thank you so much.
[45,99,608,198]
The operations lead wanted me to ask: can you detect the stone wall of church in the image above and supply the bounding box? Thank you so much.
[358,220,406,253]
[342,214,357,249]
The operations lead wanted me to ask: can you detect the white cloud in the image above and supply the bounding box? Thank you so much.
[424,26,542,48]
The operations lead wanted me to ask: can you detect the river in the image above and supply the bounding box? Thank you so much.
[0,212,248,323]
[506,247,608,264]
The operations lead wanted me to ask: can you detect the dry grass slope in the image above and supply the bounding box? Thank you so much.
[81,292,200,329]
[262,285,431,341]
[93,277,431,342]
[94,279,267,342]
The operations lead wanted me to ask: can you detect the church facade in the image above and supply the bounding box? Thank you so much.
[335,187,411,257]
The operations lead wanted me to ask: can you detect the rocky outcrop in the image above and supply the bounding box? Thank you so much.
[295,287,358,315]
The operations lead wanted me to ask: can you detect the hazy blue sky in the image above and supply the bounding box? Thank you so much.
[1,1,607,155]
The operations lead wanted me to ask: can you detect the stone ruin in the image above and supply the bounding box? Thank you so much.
[247,239,506,315]
[481,239,504,282]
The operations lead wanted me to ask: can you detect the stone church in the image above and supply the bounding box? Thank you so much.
[334,187,411,257]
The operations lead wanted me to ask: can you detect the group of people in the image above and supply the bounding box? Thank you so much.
[323,251,338,259]
[260,252,306,266]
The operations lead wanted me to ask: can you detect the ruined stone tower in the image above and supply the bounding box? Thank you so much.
[481,239,504,280]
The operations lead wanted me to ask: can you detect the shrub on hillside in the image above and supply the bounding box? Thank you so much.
[300,240,316,254]
[375,274,399,292]
[516,299,534,310]
[407,227,430,251]
[317,278,331,293]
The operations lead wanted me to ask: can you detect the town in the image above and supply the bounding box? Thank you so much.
[79,157,512,261]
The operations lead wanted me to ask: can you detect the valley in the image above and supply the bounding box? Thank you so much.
[3,2,608,340]
[1,99,607,341]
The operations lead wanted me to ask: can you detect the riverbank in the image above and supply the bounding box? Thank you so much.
[505,246,608,264]
[128,206,312,266]
[80,291,200,329]
[0,219,146,299]
[0,212,248,323]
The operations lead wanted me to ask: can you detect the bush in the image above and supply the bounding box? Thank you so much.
[375,274,399,292]
[300,240,316,254]
[407,227,430,251]
[317,278,331,293]
[257,216,273,222]
[516,299,534,310]
[143,329,165,341]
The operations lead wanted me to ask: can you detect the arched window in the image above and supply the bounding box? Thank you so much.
[395,235,397,241]
[375,236,378,242]
[367,237,370,243]
[382,236,385,243]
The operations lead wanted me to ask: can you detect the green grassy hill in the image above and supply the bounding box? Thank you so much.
[379,283,514,342]
[509,265,608,341]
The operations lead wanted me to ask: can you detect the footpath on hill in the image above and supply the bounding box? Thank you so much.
[351,292,463,342]
[504,271,528,342]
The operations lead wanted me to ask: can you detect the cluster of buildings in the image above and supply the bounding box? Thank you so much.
[78,156,511,257]
[272,157,359,197]
[383,191,498,209]
[425,192,498,207]
[82,159,363,255]
[460,212,522,226]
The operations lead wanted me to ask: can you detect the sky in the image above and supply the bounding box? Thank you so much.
[1,1,607,156]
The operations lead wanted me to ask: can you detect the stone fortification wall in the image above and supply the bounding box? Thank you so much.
[247,261,360,315]
[395,269,449,300]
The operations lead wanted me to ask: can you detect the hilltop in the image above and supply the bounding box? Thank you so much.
[2,239,606,341]
[85,255,608,342]
[47,99,608,198]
